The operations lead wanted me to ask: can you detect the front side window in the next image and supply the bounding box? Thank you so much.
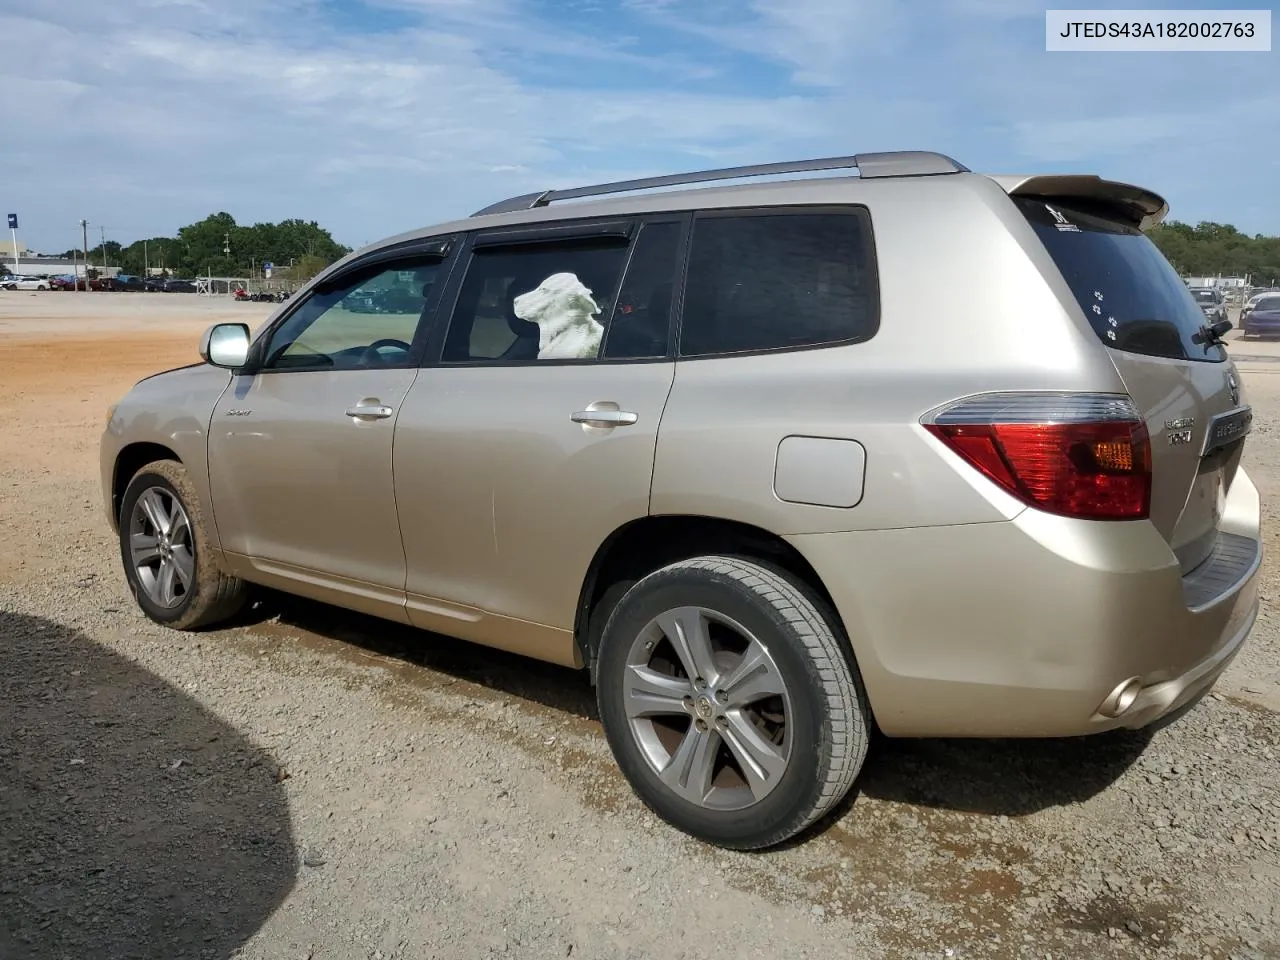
[679,209,878,357]
[263,258,444,370]
[442,238,630,363]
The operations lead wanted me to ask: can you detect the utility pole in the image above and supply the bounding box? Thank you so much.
[99,226,108,271]
[80,219,89,292]
[144,239,149,277]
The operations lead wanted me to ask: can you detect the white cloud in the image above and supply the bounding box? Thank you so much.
[1,0,1275,252]
[3,2,826,248]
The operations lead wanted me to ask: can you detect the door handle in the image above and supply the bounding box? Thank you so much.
[571,409,638,427]
[346,400,394,420]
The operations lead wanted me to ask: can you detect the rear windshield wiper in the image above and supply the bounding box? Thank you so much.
[1194,319,1233,346]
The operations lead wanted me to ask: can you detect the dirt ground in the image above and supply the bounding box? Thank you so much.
[2,291,1279,960]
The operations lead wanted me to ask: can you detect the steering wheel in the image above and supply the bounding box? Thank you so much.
[359,338,412,365]
[368,338,412,353]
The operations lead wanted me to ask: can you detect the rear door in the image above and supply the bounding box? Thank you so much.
[392,216,686,655]
[1018,197,1246,572]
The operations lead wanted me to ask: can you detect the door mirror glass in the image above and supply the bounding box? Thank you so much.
[200,323,251,369]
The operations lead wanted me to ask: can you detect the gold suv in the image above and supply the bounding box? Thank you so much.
[101,152,1261,849]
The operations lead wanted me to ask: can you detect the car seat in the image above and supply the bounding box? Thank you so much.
[495,273,544,362]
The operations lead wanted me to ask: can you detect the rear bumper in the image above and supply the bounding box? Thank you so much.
[787,467,1262,738]
[1112,590,1254,730]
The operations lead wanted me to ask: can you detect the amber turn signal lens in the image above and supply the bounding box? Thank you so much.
[1090,439,1134,472]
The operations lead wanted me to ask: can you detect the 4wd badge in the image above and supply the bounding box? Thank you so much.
[1164,416,1194,447]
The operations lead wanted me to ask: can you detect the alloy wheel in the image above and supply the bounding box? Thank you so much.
[128,486,195,609]
[623,606,793,811]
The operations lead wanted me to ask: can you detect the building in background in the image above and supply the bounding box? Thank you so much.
[2,255,100,278]
[0,237,28,263]
[1185,275,1250,289]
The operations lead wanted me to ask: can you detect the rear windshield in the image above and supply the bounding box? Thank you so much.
[1255,296,1280,311]
[1192,289,1218,303]
[1017,197,1226,363]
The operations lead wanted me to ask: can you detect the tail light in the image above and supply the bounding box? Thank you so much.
[922,392,1151,520]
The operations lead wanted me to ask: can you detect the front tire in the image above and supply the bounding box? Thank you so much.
[596,556,870,850]
[118,459,248,629]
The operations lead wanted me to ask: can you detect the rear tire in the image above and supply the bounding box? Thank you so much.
[118,459,248,630]
[596,555,870,850]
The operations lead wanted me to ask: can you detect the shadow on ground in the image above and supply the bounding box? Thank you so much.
[851,725,1153,816]
[0,609,297,960]
[244,590,598,722]
[245,592,1158,825]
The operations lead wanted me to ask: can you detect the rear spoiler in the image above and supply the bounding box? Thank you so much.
[986,174,1169,231]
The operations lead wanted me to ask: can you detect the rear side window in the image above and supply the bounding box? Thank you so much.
[1018,197,1226,364]
[679,209,878,357]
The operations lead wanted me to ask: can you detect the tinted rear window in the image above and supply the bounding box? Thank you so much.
[679,209,878,357]
[1018,197,1226,363]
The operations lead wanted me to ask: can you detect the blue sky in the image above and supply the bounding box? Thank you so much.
[2,0,1276,254]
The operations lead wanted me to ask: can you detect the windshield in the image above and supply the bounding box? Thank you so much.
[1018,197,1226,363]
[1254,296,1280,312]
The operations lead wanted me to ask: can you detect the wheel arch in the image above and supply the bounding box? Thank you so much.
[112,442,182,528]
[575,515,846,680]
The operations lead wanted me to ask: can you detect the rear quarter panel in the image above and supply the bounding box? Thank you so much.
[651,174,1129,535]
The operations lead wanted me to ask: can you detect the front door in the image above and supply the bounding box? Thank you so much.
[208,252,451,612]
[393,217,687,662]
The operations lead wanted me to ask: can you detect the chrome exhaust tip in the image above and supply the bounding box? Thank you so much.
[1098,676,1143,719]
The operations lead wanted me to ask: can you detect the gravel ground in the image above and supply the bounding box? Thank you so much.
[1,294,1279,959]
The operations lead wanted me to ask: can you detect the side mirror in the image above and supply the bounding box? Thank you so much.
[199,322,251,369]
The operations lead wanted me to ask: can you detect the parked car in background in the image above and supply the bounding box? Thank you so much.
[1,275,52,290]
[1240,294,1280,339]
[1244,289,1280,311]
[88,277,117,291]
[160,278,197,293]
[1189,286,1228,326]
[49,275,79,290]
[114,275,147,292]
[144,277,168,292]
[101,150,1261,850]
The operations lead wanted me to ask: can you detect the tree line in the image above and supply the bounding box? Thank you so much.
[31,209,1280,289]
[60,212,352,285]
[1146,221,1280,285]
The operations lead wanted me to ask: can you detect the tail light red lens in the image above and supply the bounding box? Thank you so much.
[923,393,1152,521]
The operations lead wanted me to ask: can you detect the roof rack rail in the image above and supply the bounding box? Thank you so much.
[471,151,968,217]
